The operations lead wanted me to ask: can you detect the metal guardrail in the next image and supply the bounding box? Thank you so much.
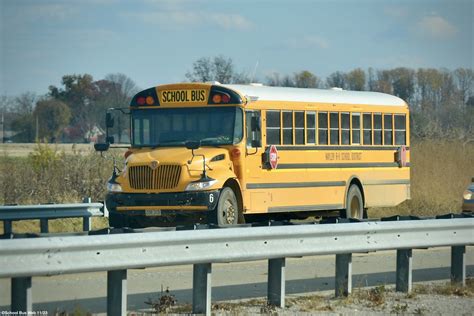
[0,198,104,234]
[1,216,473,315]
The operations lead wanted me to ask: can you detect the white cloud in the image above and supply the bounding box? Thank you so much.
[24,4,79,21]
[125,10,252,30]
[286,35,329,49]
[417,15,457,39]
[384,6,409,18]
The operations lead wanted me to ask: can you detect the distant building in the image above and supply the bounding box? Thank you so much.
[84,125,105,143]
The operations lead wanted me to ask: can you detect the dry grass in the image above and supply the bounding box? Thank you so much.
[413,278,474,297]
[0,143,94,157]
[0,143,123,234]
[286,294,334,312]
[370,139,474,218]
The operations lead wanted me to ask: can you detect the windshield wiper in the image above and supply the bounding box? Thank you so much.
[200,137,230,147]
[151,140,186,148]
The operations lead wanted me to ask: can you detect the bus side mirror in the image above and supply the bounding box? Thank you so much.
[185,141,201,150]
[251,140,262,148]
[94,143,110,152]
[251,116,261,132]
[106,136,115,144]
[106,113,114,128]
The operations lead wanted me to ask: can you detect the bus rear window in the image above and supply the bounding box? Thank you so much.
[395,114,406,145]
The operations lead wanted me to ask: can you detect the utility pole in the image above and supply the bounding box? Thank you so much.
[35,115,39,142]
[1,112,4,143]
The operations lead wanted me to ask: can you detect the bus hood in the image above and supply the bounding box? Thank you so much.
[125,147,229,167]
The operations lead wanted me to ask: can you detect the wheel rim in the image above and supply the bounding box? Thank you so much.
[222,199,236,224]
[350,195,361,218]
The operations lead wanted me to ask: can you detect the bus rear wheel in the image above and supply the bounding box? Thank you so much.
[210,187,239,227]
[342,185,365,219]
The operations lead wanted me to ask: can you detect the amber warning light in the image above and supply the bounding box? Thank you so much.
[136,96,155,106]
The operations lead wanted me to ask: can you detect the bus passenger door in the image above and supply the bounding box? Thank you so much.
[245,110,267,212]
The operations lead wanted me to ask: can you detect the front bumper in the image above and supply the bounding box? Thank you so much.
[106,190,220,213]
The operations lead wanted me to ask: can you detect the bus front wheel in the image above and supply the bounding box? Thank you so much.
[342,185,366,219]
[210,187,239,226]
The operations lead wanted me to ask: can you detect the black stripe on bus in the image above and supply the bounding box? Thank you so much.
[276,162,410,169]
[275,146,410,151]
[268,204,344,213]
[246,181,346,190]
[363,179,410,185]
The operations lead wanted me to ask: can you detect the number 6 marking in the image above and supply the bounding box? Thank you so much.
[209,194,214,204]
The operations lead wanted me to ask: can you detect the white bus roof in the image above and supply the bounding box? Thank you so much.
[223,84,407,107]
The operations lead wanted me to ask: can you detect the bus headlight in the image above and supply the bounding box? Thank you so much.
[463,190,473,200]
[185,179,217,191]
[107,182,122,192]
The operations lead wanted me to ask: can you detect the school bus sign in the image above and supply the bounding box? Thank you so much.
[160,89,207,105]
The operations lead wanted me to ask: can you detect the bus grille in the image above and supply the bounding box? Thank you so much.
[128,165,181,190]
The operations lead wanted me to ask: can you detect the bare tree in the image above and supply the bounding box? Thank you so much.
[326,71,347,89]
[345,68,366,91]
[453,68,474,106]
[185,55,251,84]
[186,57,214,82]
[293,70,321,88]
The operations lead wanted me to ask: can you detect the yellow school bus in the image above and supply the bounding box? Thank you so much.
[97,82,410,228]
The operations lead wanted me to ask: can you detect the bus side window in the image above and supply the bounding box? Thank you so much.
[246,111,261,147]
[329,112,339,145]
[352,113,361,144]
[318,112,328,145]
[341,112,350,145]
[374,113,382,145]
[384,114,393,145]
[266,110,281,145]
[295,111,305,145]
[282,111,293,145]
[395,114,406,145]
[363,113,372,145]
[306,112,316,144]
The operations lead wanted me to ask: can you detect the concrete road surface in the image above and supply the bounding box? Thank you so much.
[1,247,473,314]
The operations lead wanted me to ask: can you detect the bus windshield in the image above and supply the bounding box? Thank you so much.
[132,107,243,147]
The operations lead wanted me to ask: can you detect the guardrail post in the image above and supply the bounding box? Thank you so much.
[40,219,49,233]
[193,263,212,315]
[82,217,92,232]
[267,258,285,307]
[11,277,32,312]
[335,253,352,297]
[396,249,412,292]
[107,269,127,316]
[4,220,12,234]
[82,197,92,231]
[451,245,466,286]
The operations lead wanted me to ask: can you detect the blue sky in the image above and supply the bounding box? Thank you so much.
[1,0,473,96]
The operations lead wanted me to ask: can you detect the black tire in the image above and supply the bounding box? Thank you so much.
[342,185,365,219]
[210,187,240,226]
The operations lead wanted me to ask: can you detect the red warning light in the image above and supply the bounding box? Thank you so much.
[137,97,146,106]
[222,94,230,103]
